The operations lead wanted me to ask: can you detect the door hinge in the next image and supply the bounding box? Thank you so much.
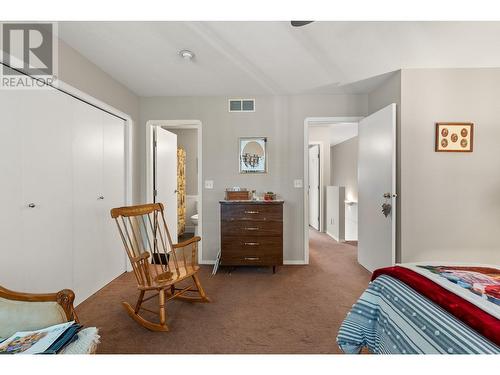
[153,189,157,197]
[153,140,157,148]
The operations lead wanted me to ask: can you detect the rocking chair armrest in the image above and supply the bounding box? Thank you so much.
[172,236,201,249]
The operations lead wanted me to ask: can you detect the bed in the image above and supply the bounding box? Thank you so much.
[337,263,500,354]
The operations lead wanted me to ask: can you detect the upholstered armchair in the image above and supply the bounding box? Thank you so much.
[0,285,99,354]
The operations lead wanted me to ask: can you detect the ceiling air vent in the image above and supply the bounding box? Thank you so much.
[229,99,255,112]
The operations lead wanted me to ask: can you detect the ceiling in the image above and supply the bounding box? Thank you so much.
[311,123,358,146]
[58,21,500,97]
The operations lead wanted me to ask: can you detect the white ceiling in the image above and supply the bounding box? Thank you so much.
[311,123,358,146]
[58,21,500,97]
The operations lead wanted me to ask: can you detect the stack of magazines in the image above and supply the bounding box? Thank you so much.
[0,321,82,354]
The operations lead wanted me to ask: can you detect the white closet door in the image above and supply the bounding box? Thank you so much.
[21,90,74,292]
[101,112,126,287]
[0,89,73,293]
[72,99,105,303]
[0,91,25,291]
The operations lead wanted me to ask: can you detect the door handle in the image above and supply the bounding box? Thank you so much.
[174,190,178,193]
[244,227,259,231]
[244,210,259,214]
[28,203,36,208]
[98,196,104,200]
[243,242,260,246]
[383,192,398,198]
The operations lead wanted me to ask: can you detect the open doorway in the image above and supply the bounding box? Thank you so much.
[304,118,361,261]
[303,105,397,272]
[146,120,204,263]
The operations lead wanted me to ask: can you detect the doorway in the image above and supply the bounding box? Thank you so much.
[303,108,396,272]
[146,120,204,264]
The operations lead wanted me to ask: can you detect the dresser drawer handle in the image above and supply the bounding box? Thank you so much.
[243,242,260,246]
[244,210,259,214]
[244,257,260,261]
[244,227,259,231]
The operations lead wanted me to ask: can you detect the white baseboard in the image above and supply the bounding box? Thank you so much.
[326,231,340,242]
[283,260,307,265]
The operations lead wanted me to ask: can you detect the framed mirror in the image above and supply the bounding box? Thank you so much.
[239,137,267,173]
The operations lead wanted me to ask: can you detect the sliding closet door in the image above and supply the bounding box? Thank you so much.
[101,112,126,288]
[0,89,73,293]
[73,103,126,304]
[21,90,74,292]
[72,99,105,303]
[0,91,25,291]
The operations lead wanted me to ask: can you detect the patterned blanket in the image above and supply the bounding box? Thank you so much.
[337,275,500,354]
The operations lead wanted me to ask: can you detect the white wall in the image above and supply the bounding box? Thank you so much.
[331,137,358,202]
[400,68,500,265]
[140,95,368,262]
[331,136,359,240]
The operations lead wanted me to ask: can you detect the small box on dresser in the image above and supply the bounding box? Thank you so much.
[220,200,283,273]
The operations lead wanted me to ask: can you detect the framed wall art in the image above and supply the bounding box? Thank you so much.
[239,137,267,173]
[435,123,474,152]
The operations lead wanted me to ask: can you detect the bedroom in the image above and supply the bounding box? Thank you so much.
[0,1,499,373]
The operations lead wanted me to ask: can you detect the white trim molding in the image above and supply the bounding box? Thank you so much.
[146,120,204,264]
[303,116,363,265]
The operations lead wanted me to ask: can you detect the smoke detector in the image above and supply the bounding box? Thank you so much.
[179,49,195,60]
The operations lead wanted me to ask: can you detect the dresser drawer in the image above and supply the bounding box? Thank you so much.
[221,220,282,237]
[221,253,280,266]
[221,203,282,222]
[221,236,282,257]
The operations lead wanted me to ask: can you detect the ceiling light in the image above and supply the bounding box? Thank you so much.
[179,49,195,60]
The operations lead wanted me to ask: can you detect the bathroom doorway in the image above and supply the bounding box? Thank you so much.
[146,120,204,263]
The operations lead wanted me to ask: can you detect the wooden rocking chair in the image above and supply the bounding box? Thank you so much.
[110,203,210,332]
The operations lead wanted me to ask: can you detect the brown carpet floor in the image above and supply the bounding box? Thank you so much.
[76,229,370,354]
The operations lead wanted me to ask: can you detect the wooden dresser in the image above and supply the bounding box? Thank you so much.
[220,200,283,273]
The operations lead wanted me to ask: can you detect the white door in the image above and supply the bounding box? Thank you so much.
[155,127,178,243]
[100,111,126,290]
[308,144,320,230]
[21,90,74,293]
[72,99,105,303]
[358,103,397,272]
[0,89,73,293]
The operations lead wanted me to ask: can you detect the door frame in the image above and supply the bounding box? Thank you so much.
[303,116,363,264]
[308,142,322,231]
[146,120,204,265]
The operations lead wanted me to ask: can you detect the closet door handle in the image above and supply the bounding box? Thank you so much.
[243,242,260,246]
[98,196,104,200]
[28,203,36,208]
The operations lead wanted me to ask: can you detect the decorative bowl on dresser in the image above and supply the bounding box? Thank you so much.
[220,200,283,273]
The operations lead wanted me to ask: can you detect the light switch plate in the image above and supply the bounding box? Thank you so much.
[294,179,303,188]
[204,180,214,189]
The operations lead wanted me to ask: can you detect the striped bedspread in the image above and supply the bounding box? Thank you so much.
[337,275,500,354]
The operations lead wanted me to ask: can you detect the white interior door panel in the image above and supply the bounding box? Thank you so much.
[358,104,397,272]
